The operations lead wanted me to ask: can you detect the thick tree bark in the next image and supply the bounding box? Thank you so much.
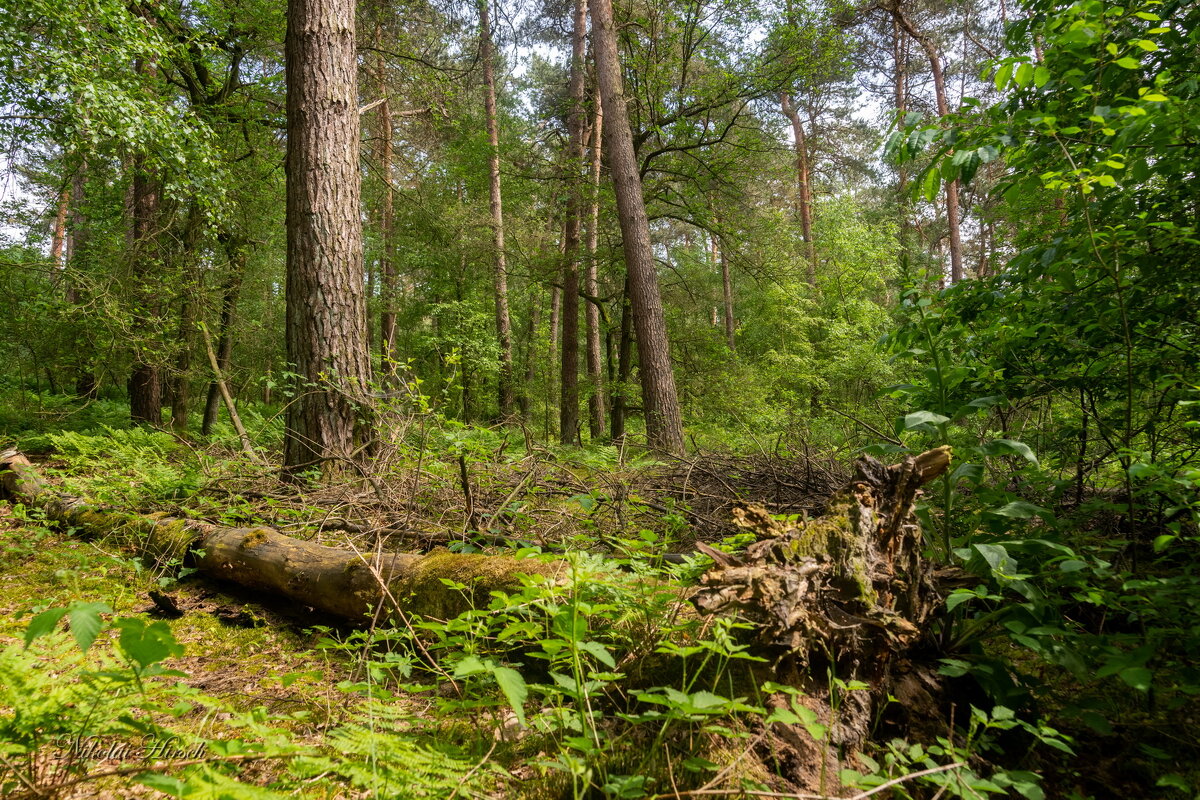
[558,0,588,447]
[589,0,684,455]
[480,0,516,419]
[779,93,816,286]
[585,96,607,441]
[891,5,963,283]
[283,0,373,476]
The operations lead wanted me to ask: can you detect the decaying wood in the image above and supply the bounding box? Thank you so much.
[691,445,952,792]
[0,450,565,621]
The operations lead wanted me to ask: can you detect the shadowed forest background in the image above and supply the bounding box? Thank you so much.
[0,0,1197,796]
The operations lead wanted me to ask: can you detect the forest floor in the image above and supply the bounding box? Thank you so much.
[1,409,1198,799]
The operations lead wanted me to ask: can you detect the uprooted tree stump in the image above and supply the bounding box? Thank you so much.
[0,445,952,795]
[690,445,952,790]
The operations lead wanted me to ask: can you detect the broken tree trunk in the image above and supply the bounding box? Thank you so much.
[0,451,565,622]
[691,445,952,792]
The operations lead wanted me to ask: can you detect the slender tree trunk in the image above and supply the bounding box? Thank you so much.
[373,21,398,379]
[50,184,69,269]
[520,283,542,420]
[202,239,247,437]
[893,7,962,283]
[713,232,735,351]
[558,0,588,446]
[610,271,632,442]
[129,152,162,427]
[585,95,607,441]
[283,0,372,476]
[780,93,816,286]
[546,284,561,439]
[480,0,515,419]
[590,0,684,455]
[169,204,204,435]
[67,160,96,398]
[892,17,912,263]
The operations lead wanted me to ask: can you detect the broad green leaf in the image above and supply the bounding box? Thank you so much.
[68,602,111,653]
[922,167,940,202]
[1114,56,1141,69]
[903,410,949,430]
[989,500,1047,519]
[492,666,528,727]
[980,438,1038,463]
[116,618,184,669]
[1119,666,1152,691]
[24,607,68,648]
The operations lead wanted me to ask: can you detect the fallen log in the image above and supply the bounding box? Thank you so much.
[1,445,953,795]
[0,450,565,621]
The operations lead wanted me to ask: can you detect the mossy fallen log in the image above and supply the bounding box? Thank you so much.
[0,450,566,621]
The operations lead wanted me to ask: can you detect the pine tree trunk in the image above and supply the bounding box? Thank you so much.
[585,96,607,441]
[610,271,632,442]
[50,184,69,269]
[780,93,816,286]
[283,0,372,476]
[589,0,684,455]
[893,7,963,283]
[480,0,515,419]
[373,22,399,380]
[558,0,588,447]
[714,232,735,351]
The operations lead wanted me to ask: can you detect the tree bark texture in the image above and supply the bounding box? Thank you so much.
[372,21,399,380]
[558,0,588,447]
[283,0,373,475]
[713,232,735,351]
[779,93,816,286]
[891,5,963,283]
[589,0,685,455]
[480,0,516,420]
[585,96,607,441]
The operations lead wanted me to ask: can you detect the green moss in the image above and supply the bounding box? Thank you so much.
[240,527,272,549]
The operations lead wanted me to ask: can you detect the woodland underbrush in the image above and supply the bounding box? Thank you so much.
[0,396,1198,799]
